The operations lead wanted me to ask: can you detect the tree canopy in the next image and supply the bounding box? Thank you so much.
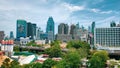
[88,50,109,68]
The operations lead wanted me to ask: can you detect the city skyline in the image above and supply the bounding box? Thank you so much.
[0,0,120,36]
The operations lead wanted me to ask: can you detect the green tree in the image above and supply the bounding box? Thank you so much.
[14,45,20,52]
[88,51,109,68]
[22,63,42,68]
[1,58,11,68]
[67,41,90,49]
[50,40,61,46]
[77,48,88,58]
[55,60,70,68]
[10,60,21,68]
[45,42,62,58]
[26,40,38,47]
[42,59,57,68]
[64,49,81,68]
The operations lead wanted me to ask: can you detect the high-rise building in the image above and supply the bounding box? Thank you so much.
[110,21,116,27]
[46,17,55,41]
[91,22,95,45]
[27,22,37,40]
[88,26,91,33]
[0,31,4,43]
[10,31,14,40]
[94,27,120,48]
[117,23,120,27]
[16,19,27,40]
[32,23,37,39]
[70,24,76,36]
[76,22,79,29]
[91,22,95,34]
[27,22,33,39]
[58,23,69,34]
[36,27,41,40]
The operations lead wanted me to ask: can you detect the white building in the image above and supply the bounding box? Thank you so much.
[94,27,120,49]
[1,40,14,57]
[20,37,30,45]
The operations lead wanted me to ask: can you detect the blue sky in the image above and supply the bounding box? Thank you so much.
[0,0,120,37]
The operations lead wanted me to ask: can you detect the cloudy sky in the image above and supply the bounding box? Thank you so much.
[0,0,120,37]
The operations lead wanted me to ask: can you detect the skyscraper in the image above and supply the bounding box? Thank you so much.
[10,31,14,39]
[70,24,76,35]
[27,22,37,40]
[27,22,33,39]
[76,22,79,29]
[58,23,69,34]
[0,31,4,43]
[46,17,55,41]
[110,21,116,27]
[91,22,95,34]
[32,23,37,39]
[91,22,95,46]
[16,19,27,40]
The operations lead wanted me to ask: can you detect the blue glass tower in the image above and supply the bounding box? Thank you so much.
[46,17,55,41]
[16,19,27,40]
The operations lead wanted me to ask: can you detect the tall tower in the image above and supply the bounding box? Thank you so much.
[46,17,55,41]
[16,19,27,40]
[91,21,95,35]
[70,24,76,35]
[110,21,116,27]
[32,23,37,39]
[10,31,14,39]
[58,23,69,34]
[91,21,95,46]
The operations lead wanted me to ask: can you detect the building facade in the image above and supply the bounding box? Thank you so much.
[16,20,27,40]
[0,31,4,43]
[110,21,116,27]
[10,31,14,40]
[32,24,37,39]
[58,23,69,34]
[94,27,120,48]
[70,24,76,36]
[46,17,55,41]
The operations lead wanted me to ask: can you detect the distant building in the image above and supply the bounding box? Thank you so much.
[57,23,70,42]
[88,26,91,33]
[46,17,55,41]
[91,22,95,45]
[94,27,120,49]
[56,34,72,42]
[58,23,69,34]
[117,23,120,27]
[40,33,47,40]
[56,23,88,42]
[16,19,27,40]
[10,31,14,40]
[20,37,30,45]
[1,40,14,57]
[76,28,88,42]
[70,24,77,37]
[36,27,41,40]
[110,21,116,27]
[0,31,4,43]
[27,22,33,39]
[32,24,37,39]
[76,22,79,29]
[91,22,95,35]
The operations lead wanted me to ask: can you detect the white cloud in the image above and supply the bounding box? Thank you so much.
[63,3,85,12]
[90,8,112,14]
[101,11,112,14]
[91,8,100,13]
